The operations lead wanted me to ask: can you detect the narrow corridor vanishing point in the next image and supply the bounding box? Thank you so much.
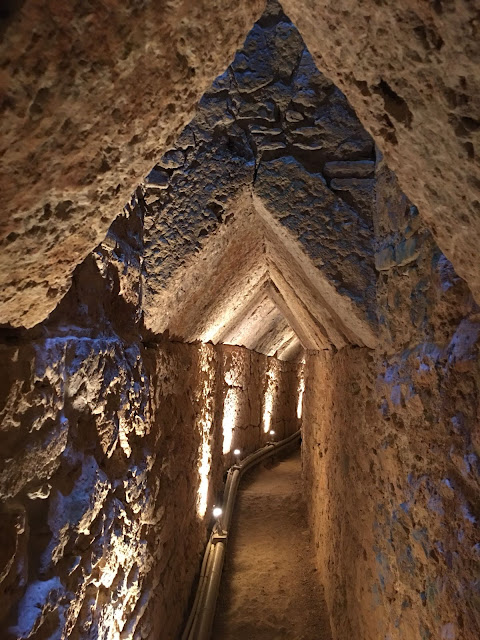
[0,1,479,640]
[212,446,333,640]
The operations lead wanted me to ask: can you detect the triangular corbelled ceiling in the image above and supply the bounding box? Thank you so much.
[141,0,378,360]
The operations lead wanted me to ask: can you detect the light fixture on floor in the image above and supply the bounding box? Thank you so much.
[212,505,225,535]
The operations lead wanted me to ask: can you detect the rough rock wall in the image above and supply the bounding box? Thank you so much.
[303,158,480,639]
[2,0,479,329]
[281,0,480,304]
[302,347,378,639]
[143,3,377,345]
[0,334,299,640]
[0,201,301,640]
[0,0,265,328]
[220,345,301,466]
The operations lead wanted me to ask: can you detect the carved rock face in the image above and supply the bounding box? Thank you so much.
[142,9,377,353]
[1,0,479,328]
[0,3,479,640]
[282,0,480,302]
[0,0,265,328]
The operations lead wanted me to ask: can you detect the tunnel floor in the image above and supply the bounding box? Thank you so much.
[211,447,332,640]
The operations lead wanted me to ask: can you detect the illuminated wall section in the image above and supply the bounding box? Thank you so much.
[0,331,300,640]
[195,345,217,518]
[297,362,305,420]
[222,388,239,454]
[222,349,248,456]
[263,360,279,435]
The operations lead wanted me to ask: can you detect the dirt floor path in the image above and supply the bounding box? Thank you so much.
[211,447,333,640]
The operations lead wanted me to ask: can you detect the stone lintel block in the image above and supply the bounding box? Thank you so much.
[324,160,375,179]
[375,236,420,271]
[145,168,169,188]
[395,236,420,267]
[375,245,395,271]
[330,177,375,191]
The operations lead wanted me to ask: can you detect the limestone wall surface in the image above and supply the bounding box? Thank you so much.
[282,0,480,305]
[303,156,480,640]
[0,200,301,640]
[0,335,299,640]
[1,0,479,329]
[143,3,377,349]
[0,0,265,328]
[1,3,478,638]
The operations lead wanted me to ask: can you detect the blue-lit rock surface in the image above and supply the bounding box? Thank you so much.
[143,5,377,351]
[303,152,480,640]
[0,196,301,639]
[0,3,479,640]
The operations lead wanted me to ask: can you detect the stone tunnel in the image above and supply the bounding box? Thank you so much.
[0,1,479,639]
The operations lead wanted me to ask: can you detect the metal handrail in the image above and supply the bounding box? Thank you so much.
[182,430,301,640]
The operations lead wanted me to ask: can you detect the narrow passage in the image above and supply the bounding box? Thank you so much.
[211,447,332,640]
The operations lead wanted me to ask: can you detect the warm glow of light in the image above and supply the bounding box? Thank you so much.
[233,449,241,456]
[118,422,132,458]
[200,305,238,344]
[213,507,223,518]
[297,365,305,419]
[263,363,278,433]
[263,390,273,433]
[222,388,238,454]
[269,430,275,436]
[197,440,211,518]
[196,346,215,518]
